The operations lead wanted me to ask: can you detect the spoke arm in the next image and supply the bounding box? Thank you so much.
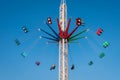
[68,36,86,42]
[67,26,79,38]
[40,28,58,39]
[46,22,60,38]
[65,18,71,34]
[57,18,62,33]
[41,36,58,41]
[69,29,87,40]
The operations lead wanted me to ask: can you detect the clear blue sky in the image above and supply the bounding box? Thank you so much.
[0,0,120,80]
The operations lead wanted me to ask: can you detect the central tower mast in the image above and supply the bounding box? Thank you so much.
[59,0,68,80]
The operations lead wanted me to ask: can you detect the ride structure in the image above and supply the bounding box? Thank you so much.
[15,0,110,80]
[41,0,86,80]
[58,1,68,80]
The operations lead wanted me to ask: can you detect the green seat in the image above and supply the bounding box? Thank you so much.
[99,53,105,58]
[103,41,110,48]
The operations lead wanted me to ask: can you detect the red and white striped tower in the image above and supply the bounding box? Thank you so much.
[59,0,68,80]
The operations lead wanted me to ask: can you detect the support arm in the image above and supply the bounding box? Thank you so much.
[67,26,79,38]
[68,36,86,42]
[69,29,87,40]
[46,22,60,38]
[41,36,58,41]
[65,18,71,34]
[57,18,62,33]
[40,28,58,39]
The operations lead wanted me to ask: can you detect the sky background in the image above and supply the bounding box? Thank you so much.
[0,0,120,80]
